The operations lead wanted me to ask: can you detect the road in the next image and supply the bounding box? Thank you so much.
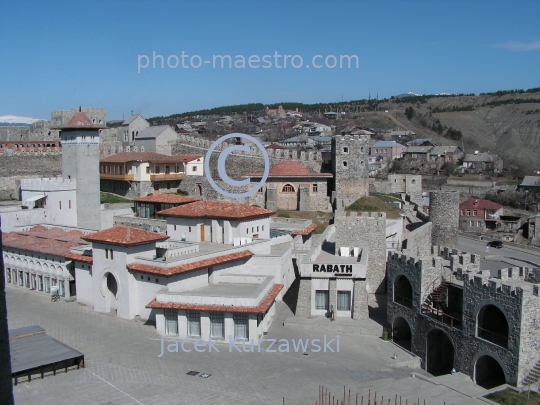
[457,236,540,276]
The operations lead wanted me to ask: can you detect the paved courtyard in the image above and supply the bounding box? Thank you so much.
[7,285,486,404]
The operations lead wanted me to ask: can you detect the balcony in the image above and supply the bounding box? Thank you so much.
[150,173,184,181]
[100,173,134,181]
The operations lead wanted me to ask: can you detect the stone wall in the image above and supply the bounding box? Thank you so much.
[334,211,387,293]
[429,191,459,249]
[0,224,14,405]
[0,155,62,199]
[172,134,324,180]
[387,248,540,387]
[113,216,167,234]
[406,222,433,257]
[296,278,312,317]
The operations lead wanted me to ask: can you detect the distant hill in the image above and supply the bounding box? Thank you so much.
[149,87,540,170]
[0,115,43,125]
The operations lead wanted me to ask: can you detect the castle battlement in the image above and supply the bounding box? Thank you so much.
[21,177,76,191]
[333,134,369,142]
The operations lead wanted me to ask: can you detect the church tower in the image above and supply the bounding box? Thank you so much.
[60,109,102,230]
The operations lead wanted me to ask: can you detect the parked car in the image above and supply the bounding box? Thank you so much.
[487,241,504,249]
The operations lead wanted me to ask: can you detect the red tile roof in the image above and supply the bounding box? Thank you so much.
[158,201,274,220]
[291,223,317,236]
[459,198,503,210]
[245,160,333,178]
[127,250,254,277]
[82,226,169,247]
[65,253,93,264]
[2,226,88,258]
[146,284,284,314]
[68,112,92,127]
[133,194,199,204]
[100,152,202,164]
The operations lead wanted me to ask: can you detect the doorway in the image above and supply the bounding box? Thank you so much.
[200,224,205,241]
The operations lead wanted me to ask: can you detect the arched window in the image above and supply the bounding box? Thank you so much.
[282,184,295,193]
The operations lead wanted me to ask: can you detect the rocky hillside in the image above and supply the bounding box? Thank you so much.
[375,92,540,170]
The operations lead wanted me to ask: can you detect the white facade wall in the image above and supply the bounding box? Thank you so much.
[185,158,203,176]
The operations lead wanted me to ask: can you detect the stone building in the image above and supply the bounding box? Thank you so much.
[296,223,368,320]
[331,134,370,208]
[334,211,387,294]
[387,246,540,388]
[247,161,333,212]
[134,125,180,155]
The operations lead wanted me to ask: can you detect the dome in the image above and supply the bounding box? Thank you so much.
[68,112,92,127]
[269,161,310,176]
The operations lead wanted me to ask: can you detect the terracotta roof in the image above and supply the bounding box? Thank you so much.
[82,226,169,247]
[265,144,286,150]
[245,160,333,178]
[133,194,200,204]
[68,112,92,127]
[158,201,274,220]
[459,198,503,210]
[100,152,202,164]
[65,253,93,264]
[2,226,88,258]
[127,250,254,277]
[291,223,317,236]
[146,284,284,314]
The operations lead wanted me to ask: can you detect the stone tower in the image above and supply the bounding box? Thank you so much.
[0,221,14,405]
[332,134,370,207]
[429,191,459,248]
[60,110,102,230]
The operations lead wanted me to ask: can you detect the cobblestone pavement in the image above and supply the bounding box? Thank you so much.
[7,285,439,405]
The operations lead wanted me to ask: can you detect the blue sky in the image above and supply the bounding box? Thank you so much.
[1,0,539,121]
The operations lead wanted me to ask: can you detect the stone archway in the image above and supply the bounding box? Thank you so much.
[392,316,412,351]
[426,329,454,376]
[393,275,413,308]
[475,355,507,389]
[477,304,509,348]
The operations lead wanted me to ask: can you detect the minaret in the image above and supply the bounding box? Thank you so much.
[59,108,102,230]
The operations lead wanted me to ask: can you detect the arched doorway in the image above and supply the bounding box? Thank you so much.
[104,272,118,314]
[392,316,412,351]
[393,275,413,308]
[475,355,506,389]
[426,329,454,376]
[477,304,509,348]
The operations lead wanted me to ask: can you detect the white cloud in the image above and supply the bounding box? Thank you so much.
[0,115,44,124]
[493,39,540,51]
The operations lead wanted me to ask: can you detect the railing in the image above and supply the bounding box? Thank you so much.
[150,173,184,181]
[477,326,509,348]
[421,304,462,329]
[100,173,134,181]
[394,294,413,308]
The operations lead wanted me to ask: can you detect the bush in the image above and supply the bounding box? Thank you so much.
[176,189,189,195]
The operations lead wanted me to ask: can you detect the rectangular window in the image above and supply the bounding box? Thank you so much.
[315,290,329,310]
[473,210,477,216]
[12,270,17,285]
[312,183,318,192]
[188,226,192,232]
[69,200,71,209]
[146,167,150,174]
[210,313,225,339]
[233,314,249,340]
[155,166,160,174]
[110,250,114,260]
[460,210,464,215]
[164,309,179,336]
[38,275,43,291]
[174,225,177,231]
[18,271,23,286]
[478,221,482,227]
[187,311,201,337]
[5,269,11,284]
[470,220,474,227]
[24,272,30,288]
[105,249,109,259]
[44,277,50,293]
[59,201,62,210]
[337,291,351,311]
[192,166,197,171]
[467,210,470,216]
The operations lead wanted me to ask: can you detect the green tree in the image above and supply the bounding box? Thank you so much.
[405,106,415,120]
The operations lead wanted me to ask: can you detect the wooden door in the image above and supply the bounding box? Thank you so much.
[200,224,205,241]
